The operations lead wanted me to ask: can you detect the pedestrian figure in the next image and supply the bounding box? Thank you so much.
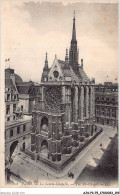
[68,171,70,177]
[100,143,102,147]
[69,172,74,178]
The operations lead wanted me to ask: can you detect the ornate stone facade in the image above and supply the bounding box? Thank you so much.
[31,14,96,164]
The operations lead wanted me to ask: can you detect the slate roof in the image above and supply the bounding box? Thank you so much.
[5,68,23,84]
[5,78,16,91]
[17,82,39,95]
[15,74,23,84]
[57,59,89,83]
[17,85,30,94]
[79,67,90,83]
[57,60,78,82]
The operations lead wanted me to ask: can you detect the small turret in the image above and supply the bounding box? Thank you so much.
[81,59,83,69]
[41,52,49,82]
[55,54,57,60]
[44,52,48,71]
[65,48,69,63]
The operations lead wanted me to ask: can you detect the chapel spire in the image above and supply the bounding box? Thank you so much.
[69,11,79,73]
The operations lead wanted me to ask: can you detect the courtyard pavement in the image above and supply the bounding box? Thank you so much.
[9,126,117,185]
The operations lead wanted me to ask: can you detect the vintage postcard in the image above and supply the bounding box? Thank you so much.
[1,0,119,191]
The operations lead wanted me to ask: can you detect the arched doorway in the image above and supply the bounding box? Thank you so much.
[10,141,18,158]
[40,140,48,158]
[41,116,49,136]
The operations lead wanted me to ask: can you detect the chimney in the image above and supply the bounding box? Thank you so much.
[10,74,15,85]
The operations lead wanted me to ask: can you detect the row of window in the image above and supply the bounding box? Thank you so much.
[95,87,118,93]
[96,117,116,126]
[6,104,16,115]
[6,93,18,101]
[96,108,116,117]
[95,97,116,102]
[7,114,23,122]
[9,124,26,137]
[7,115,16,122]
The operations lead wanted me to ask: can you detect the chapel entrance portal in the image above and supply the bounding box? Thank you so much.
[40,140,48,158]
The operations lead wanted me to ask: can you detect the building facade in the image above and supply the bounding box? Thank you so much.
[5,68,31,164]
[17,81,40,115]
[31,14,96,164]
[95,82,118,127]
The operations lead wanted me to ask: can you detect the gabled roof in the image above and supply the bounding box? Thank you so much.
[79,67,90,83]
[43,57,90,83]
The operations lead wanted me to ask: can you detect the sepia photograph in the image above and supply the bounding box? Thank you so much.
[1,1,118,189]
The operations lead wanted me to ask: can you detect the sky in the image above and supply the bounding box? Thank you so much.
[1,1,118,84]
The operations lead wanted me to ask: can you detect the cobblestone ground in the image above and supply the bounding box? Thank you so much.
[75,133,118,187]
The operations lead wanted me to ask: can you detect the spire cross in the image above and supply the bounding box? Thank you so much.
[5,58,10,68]
[74,10,75,20]
[46,52,47,61]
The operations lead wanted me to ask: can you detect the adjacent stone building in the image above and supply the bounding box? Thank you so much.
[31,14,96,164]
[95,82,118,127]
[5,68,31,164]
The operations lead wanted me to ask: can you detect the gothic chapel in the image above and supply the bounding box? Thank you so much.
[31,13,96,165]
